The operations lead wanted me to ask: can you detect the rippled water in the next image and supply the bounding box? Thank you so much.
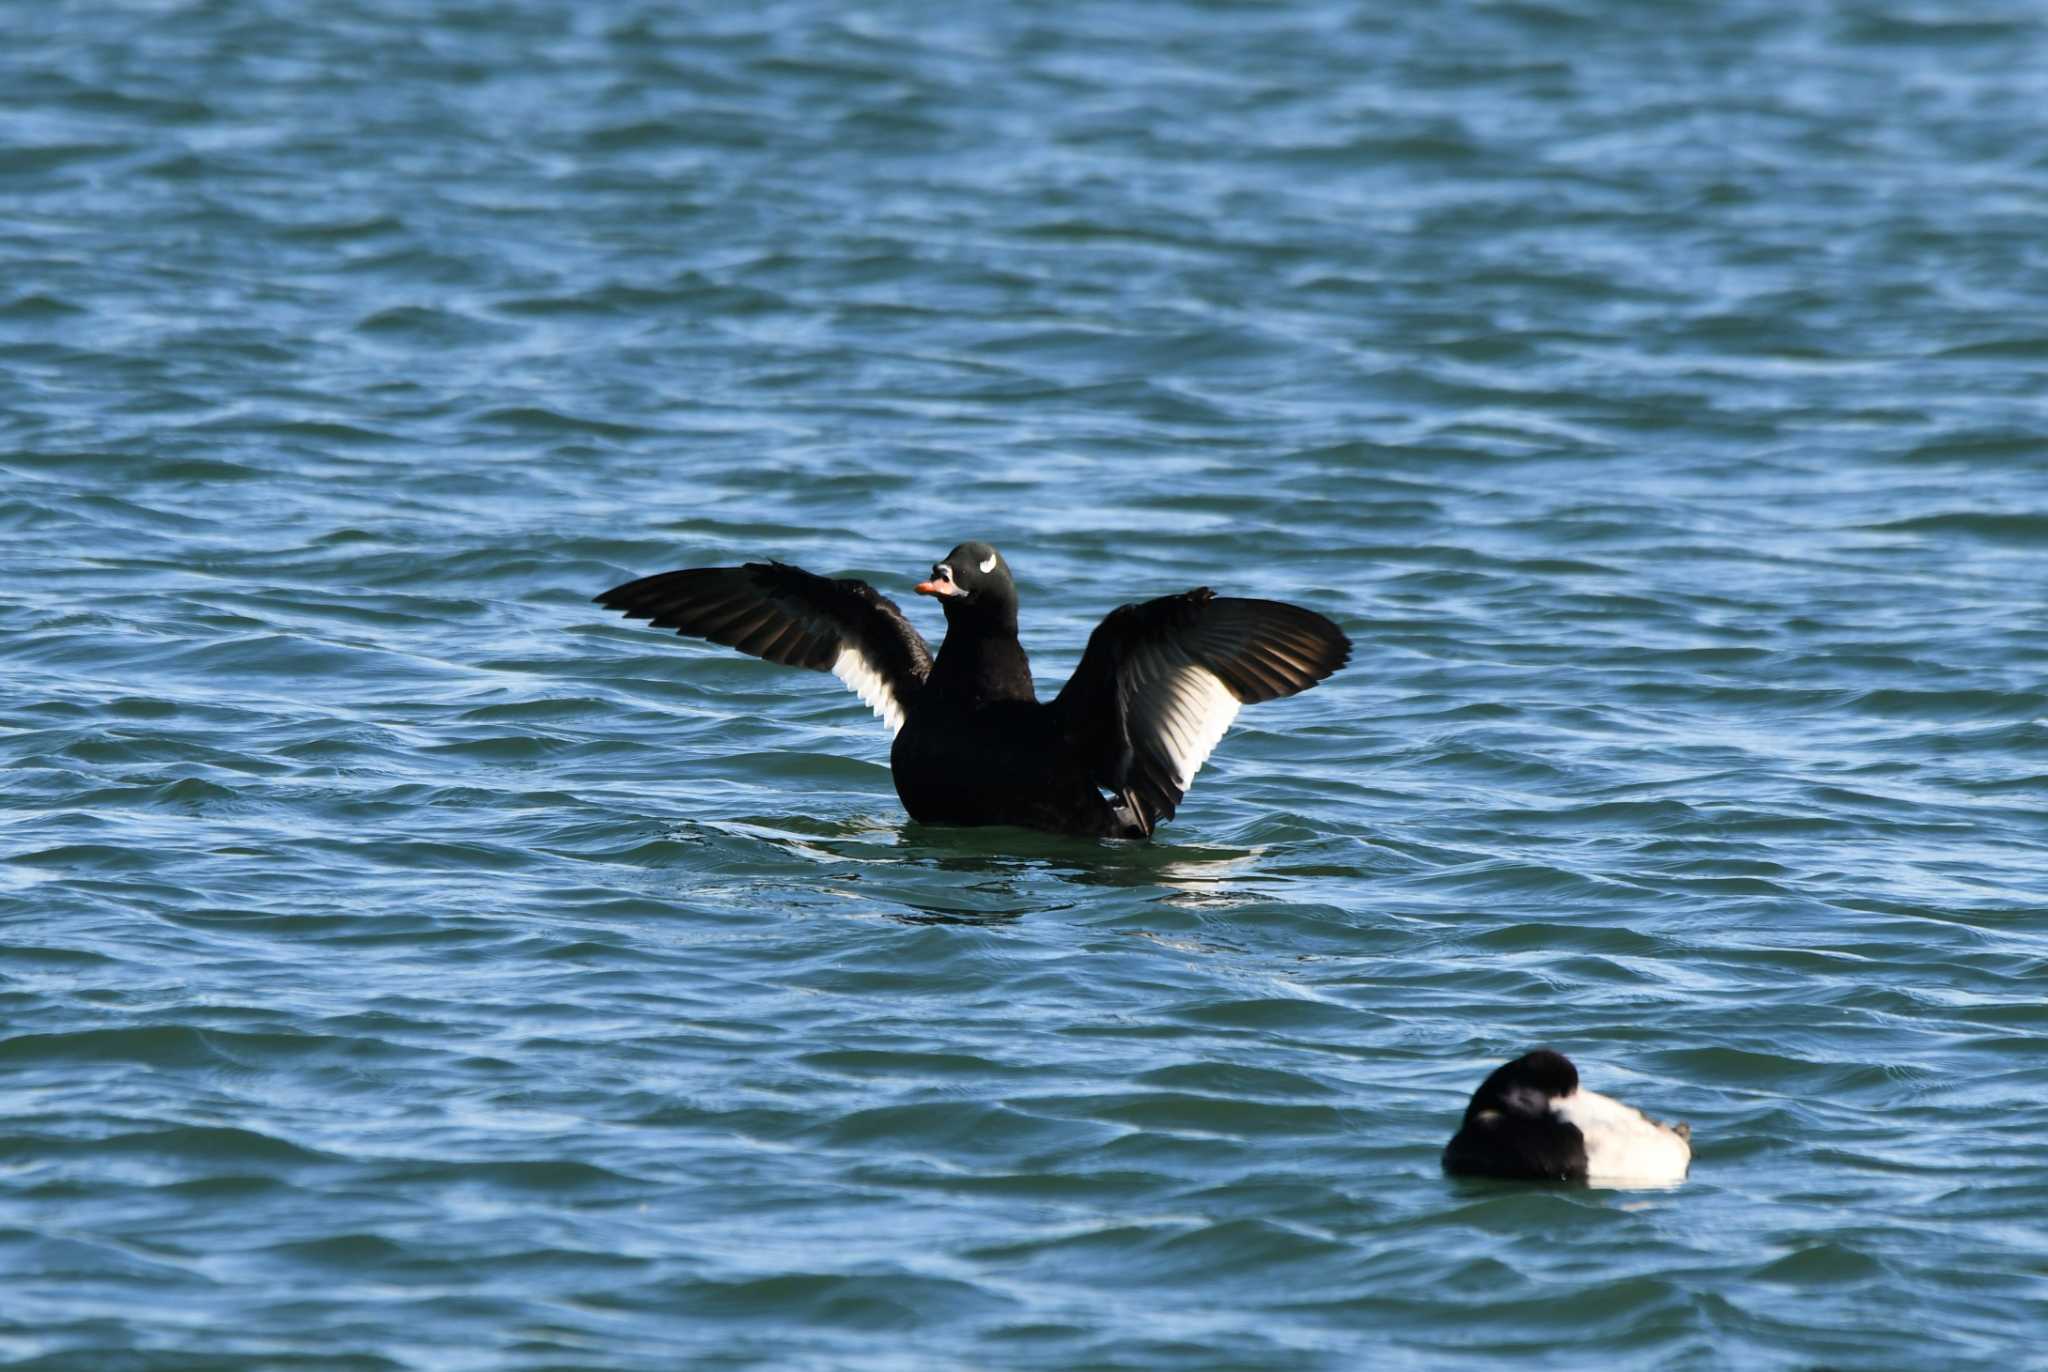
[6,2,2047,1368]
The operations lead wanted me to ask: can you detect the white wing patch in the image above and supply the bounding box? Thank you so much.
[831,645,907,736]
[1554,1087,1692,1186]
[1124,663,1241,794]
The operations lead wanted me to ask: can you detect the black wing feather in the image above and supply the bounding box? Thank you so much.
[596,561,933,731]
[1054,589,1349,835]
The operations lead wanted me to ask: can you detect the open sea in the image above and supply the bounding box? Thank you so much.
[4,2,2047,1368]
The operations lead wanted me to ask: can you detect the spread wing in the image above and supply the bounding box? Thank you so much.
[595,561,932,734]
[1052,589,1349,835]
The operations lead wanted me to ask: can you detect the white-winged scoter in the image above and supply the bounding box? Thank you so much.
[595,540,1349,838]
[1441,1049,1693,1186]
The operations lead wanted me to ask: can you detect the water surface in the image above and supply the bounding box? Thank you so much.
[4,2,2047,1368]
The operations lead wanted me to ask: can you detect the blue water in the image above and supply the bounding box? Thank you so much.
[5,2,2047,1368]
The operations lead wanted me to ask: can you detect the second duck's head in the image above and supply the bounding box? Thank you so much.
[915,542,1017,623]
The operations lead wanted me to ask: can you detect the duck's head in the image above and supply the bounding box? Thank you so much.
[1465,1048,1580,1123]
[915,542,1017,623]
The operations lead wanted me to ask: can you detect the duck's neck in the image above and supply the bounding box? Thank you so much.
[929,612,1034,705]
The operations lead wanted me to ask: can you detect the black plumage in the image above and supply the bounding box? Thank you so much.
[595,562,930,732]
[1441,1050,1593,1183]
[596,540,1349,838]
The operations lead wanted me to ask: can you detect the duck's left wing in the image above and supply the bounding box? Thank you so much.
[1052,589,1349,835]
[596,561,931,734]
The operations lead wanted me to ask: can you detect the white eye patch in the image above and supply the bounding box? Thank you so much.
[978,553,998,574]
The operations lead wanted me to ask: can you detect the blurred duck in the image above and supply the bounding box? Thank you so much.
[1442,1049,1692,1185]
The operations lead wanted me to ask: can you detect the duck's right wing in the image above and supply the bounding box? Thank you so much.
[596,561,932,734]
[1052,589,1349,835]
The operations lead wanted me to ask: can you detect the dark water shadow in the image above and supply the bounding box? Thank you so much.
[887,904,1037,928]
[658,813,1277,923]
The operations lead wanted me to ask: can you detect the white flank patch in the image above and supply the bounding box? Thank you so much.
[978,552,998,574]
[831,645,905,735]
[1554,1087,1692,1186]
[1127,665,1241,794]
